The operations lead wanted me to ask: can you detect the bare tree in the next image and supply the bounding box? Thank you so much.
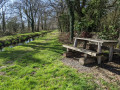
[1,0,8,32]
[22,0,40,32]
[12,1,25,32]
[48,0,67,32]
[2,9,6,32]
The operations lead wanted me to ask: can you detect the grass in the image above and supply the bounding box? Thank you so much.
[0,30,119,90]
[0,31,48,47]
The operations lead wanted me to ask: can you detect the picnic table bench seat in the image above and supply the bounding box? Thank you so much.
[63,45,103,57]
[63,37,118,65]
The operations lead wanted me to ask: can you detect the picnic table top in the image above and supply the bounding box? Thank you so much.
[74,37,118,43]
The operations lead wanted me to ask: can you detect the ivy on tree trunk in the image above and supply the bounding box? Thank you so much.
[66,0,75,41]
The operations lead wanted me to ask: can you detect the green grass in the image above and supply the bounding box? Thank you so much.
[0,30,119,90]
[0,31,48,47]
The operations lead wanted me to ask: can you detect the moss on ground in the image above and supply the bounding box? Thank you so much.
[0,31,48,47]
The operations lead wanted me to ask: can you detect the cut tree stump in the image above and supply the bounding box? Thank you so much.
[79,57,96,65]
[63,52,74,58]
[79,55,107,65]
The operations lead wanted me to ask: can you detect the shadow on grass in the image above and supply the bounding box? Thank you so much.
[0,40,64,67]
[23,42,65,55]
[0,49,51,67]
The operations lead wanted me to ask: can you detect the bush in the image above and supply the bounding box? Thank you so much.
[74,18,94,34]
[98,25,118,40]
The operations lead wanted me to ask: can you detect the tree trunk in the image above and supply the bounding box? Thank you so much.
[43,12,47,30]
[118,31,120,49]
[66,0,75,41]
[41,15,44,30]
[27,18,30,31]
[19,9,24,32]
[37,16,40,32]
[69,10,74,41]
[31,19,34,32]
[2,11,6,32]
[58,17,62,32]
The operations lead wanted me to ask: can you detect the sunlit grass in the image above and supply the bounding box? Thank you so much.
[0,31,48,47]
[0,30,119,90]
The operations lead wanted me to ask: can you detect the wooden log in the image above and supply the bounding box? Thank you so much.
[63,52,74,58]
[79,56,107,65]
[79,57,95,65]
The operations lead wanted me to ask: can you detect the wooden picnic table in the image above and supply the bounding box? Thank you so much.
[74,37,118,64]
[63,37,118,64]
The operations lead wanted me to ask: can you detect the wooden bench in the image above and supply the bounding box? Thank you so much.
[63,37,118,65]
[63,45,103,57]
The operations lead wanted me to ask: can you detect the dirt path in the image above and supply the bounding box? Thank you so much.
[62,57,120,88]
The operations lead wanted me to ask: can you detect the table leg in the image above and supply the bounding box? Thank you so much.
[67,48,69,52]
[73,38,77,47]
[83,41,87,49]
[109,46,114,61]
[97,43,102,64]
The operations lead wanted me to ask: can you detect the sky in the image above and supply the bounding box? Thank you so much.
[10,0,47,3]
[10,0,16,3]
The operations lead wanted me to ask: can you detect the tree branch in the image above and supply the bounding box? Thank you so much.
[107,0,117,8]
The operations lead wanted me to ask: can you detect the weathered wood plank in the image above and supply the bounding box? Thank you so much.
[97,43,102,64]
[83,41,87,49]
[79,57,95,65]
[74,37,118,43]
[67,48,69,52]
[109,46,114,61]
[73,38,78,47]
[63,45,103,56]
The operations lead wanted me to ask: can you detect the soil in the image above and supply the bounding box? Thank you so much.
[62,54,120,87]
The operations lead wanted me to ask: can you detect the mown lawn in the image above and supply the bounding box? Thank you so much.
[0,30,118,90]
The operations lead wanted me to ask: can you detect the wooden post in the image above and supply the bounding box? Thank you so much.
[84,54,88,59]
[73,38,77,47]
[67,48,69,52]
[118,31,120,49]
[83,41,87,49]
[97,43,102,64]
[109,46,114,61]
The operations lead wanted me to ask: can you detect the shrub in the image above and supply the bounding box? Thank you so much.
[74,18,94,34]
[98,25,118,40]
[0,42,3,47]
